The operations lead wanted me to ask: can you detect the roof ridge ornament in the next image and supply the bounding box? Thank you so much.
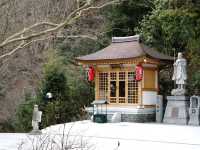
[112,35,140,43]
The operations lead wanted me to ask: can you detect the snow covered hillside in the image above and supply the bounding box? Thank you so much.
[0,120,200,150]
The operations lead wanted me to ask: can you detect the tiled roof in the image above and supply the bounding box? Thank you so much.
[76,35,174,61]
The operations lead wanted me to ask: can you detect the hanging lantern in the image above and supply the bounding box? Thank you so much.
[135,65,143,81]
[88,66,95,81]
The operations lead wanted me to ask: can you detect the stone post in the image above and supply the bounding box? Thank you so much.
[188,96,200,126]
[30,105,42,135]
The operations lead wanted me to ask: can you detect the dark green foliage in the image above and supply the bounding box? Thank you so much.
[0,119,15,132]
[137,0,200,54]
[190,71,200,94]
[56,37,110,65]
[159,69,174,96]
[105,0,154,36]
[138,0,200,95]
[40,60,70,127]
[42,66,69,102]
[14,48,94,131]
[70,67,95,107]
[187,47,200,95]
[39,51,91,128]
[55,37,101,106]
[138,9,199,54]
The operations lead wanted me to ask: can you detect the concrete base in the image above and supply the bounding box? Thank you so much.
[163,96,189,125]
[86,106,156,123]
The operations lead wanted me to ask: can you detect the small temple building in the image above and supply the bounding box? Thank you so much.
[76,35,173,122]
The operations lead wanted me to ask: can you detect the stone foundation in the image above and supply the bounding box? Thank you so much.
[121,113,155,122]
[86,107,156,123]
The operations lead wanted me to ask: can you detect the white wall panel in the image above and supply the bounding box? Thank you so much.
[143,91,157,105]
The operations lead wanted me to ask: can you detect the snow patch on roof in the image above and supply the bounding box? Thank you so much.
[112,35,140,43]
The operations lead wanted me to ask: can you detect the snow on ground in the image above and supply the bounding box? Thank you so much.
[0,120,200,150]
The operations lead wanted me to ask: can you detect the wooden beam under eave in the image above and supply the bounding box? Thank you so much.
[75,56,161,66]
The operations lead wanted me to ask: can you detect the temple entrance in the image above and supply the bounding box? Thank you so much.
[110,72,126,103]
[98,71,139,104]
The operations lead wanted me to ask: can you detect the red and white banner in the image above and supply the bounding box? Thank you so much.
[135,65,143,81]
[88,66,95,81]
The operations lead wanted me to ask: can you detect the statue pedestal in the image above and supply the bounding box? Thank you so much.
[29,129,42,135]
[163,96,189,125]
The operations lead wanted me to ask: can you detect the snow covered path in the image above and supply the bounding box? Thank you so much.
[0,121,200,150]
[0,133,27,150]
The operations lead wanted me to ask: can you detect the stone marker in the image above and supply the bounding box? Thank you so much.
[156,95,163,123]
[30,105,42,135]
[188,96,200,126]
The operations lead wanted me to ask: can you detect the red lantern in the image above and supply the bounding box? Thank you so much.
[135,65,143,81]
[88,66,95,81]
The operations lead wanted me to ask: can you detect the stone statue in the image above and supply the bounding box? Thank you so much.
[31,105,42,134]
[171,52,187,95]
[163,53,189,125]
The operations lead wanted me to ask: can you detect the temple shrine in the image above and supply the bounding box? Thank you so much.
[76,35,173,122]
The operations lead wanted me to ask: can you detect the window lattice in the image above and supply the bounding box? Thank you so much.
[110,98,117,103]
[110,72,117,104]
[119,72,125,80]
[119,97,126,103]
[110,72,116,80]
[98,71,138,104]
[99,72,108,99]
[128,72,138,104]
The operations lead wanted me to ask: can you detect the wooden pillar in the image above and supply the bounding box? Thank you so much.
[95,70,99,100]
[125,71,128,104]
[116,71,119,104]
[139,79,143,106]
[108,72,110,103]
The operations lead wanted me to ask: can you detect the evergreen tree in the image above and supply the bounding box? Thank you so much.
[137,0,200,95]
[40,50,86,128]
[105,0,154,36]
[14,50,92,131]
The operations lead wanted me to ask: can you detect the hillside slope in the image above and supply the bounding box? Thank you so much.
[0,0,106,123]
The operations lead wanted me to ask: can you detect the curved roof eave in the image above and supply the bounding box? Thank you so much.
[76,36,174,62]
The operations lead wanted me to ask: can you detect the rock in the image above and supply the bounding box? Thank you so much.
[111,112,121,123]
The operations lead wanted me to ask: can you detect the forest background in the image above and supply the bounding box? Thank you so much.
[0,0,200,132]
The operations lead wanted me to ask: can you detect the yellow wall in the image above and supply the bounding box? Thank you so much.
[143,69,156,89]
[94,63,159,105]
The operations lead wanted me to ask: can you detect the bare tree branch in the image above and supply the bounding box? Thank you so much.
[58,35,97,40]
[0,0,120,49]
[0,0,10,8]
[4,22,59,43]
[0,37,49,59]
[0,33,98,60]
[0,43,24,59]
